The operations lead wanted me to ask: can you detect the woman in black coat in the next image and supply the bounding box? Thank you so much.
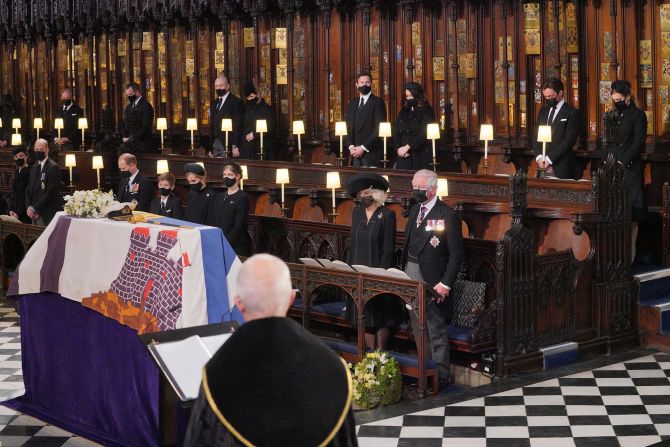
[346,173,401,351]
[607,80,647,261]
[8,146,31,223]
[210,162,250,256]
[393,82,435,171]
[183,163,216,225]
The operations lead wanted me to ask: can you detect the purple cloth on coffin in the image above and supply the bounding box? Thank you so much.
[3,292,160,447]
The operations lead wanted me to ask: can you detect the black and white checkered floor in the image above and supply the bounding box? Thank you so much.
[2,305,670,447]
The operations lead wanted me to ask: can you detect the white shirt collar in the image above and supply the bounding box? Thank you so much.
[39,157,48,169]
[64,103,72,111]
[134,96,142,107]
[419,194,438,214]
[129,170,139,184]
[553,99,565,112]
[359,91,372,103]
[219,92,230,103]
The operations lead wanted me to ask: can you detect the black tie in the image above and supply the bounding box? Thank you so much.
[358,98,364,109]
[161,201,166,213]
[547,107,555,125]
[217,97,223,111]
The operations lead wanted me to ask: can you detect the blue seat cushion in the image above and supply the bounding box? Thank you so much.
[321,338,438,369]
[448,325,474,342]
[291,299,346,317]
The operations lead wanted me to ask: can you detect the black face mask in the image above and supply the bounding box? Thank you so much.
[189,182,202,191]
[216,89,226,97]
[407,98,418,108]
[358,85,372,95]
[223,177,236,188]
[119,170,131,179]
[413,189,428,204]
[360,196,375,208]
[35,151,46,161]
[614,100,627,111]
[15,158,24,167]
[127,95,136,103]
[62,100,72,107]
[159,187,171,197]
[546,98,558,108]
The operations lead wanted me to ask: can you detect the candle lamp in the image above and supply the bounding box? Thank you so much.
[240,165,248,190]
[437,178,449,200]
[10,133,21,147]
[78,118,88,151]
[156,118,167,153]
[479,124,494,175]
[12,118,20,134]
[378,122,392,168]
[292,120,305,163]
[54,118,64,144]
[156,159,169,175]
[276,168,290,217]
[92,155,104,189]
[334,121,347,166]
[326,171,341,223]
[187,118,198,152]
[256,119,268,161]
[426,123,441,171]
[33,118,43,140]
[221,119,233,157]
[537,125,552,179]
[65,154,76,188]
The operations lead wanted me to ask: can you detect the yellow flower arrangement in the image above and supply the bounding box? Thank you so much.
[351,350,402,409]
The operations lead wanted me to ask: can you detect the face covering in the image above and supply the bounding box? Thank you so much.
[360,196,375,208]
[15,158,24,167]
[413,189,428,204]
[546,98,558,108]
[223,177,236,187]
[216,89,226,97]
[119,170,131,179]
[358,85,371,95]
[246,99,257,107]
[62,100,72,107]
[127,95,136,103]
[189,182,202,191]
[614,100,627,111]
[159,187,171,196]
[407,98,418,108]
[35,151,46,161]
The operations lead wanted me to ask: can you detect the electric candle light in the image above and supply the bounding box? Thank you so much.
[10,134,21,147]
[78,118,88,150]
[240,165,248,190]
[326,171,341,220]
[334,121,347,161]
[92,155,104,189]
[292,120,305,161]
[426,123,440,171]
[256,119,268,160]
[156,118,167,151]
[65,154,76,187]
[33,118,43,140]
[222,118,233,155]
[156,159,169,175]
[54,118,64,143]
[379,122,392,167]
[187,118,198,152]
[437,178,449,200]
[12,118,20,133]
[479,124,493,160]
[537,125,552,157]
[276,168,290,214]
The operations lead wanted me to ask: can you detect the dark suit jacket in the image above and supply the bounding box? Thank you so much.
[9,166,32,223]
[210,93,245,148]
[149,194,182,219]
[58,103,84,149]
[122,97,155,152]
[345,94,387,167]
[116,172,155,212]
[209,189,250,256]
[403,199,464,290]
[26,158,63,225]
[533,102,580,179]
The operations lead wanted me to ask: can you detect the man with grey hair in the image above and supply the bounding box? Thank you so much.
[54,88,84,150]
[209,75,244,158]
[403,169,464,390]
[26,139,62,225]
[184,254,359,447]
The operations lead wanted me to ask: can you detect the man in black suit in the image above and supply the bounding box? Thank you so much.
[403,169,464,388]
[121,82,155,153]
[26,139,63,226]
[345,73,387,167]
[209,75,244,158]
[116,153,154,212]
[532,77,580,179]
[54,88,84,150]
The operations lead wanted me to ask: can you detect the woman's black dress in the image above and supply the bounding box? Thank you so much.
[393,104,435,171]
[184,185,216,225]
